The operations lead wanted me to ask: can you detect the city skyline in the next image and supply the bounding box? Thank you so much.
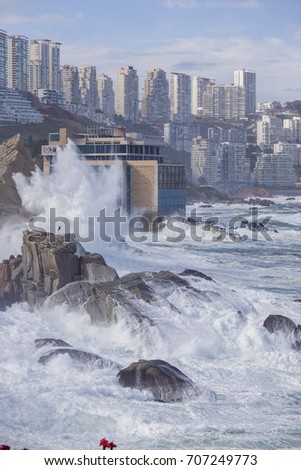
[1,0,301,103]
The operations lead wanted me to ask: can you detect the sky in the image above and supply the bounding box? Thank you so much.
[1,0,301,103]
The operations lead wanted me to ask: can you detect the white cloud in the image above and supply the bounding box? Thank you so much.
[162,0,263,8]
[0,12,83,27]
[162,0,199,8]
[203,0,263,8]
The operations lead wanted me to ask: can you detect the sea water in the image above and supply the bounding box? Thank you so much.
[0,143,301,450]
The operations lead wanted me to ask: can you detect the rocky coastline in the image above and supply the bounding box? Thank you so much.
[1,229,300,402]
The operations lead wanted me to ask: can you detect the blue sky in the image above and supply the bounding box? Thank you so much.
[1,0,301,102]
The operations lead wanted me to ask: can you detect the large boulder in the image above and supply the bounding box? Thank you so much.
[35,338,119,369]
[263,314,301,350]
[117,359,196,402]
[38,348,118,369]
[0,134,34,217]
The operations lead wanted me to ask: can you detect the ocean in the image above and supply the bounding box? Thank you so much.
[0,143,300,450]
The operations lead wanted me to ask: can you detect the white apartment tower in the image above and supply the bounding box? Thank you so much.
[234,68,256,115]
[61,64,80,106]
[79,65,100,110]
[141,68,169,124]
[169,72,191,123]
[116,66,139,123]
[7,35,29,91]
[191,76,215,115]
[29,39,50,91]
[97,73,115,116]
[29,39,62,94]
[0,29,7,88]
[203,84,245,120]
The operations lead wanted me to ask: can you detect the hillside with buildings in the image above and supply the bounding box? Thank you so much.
[0,27,301,196]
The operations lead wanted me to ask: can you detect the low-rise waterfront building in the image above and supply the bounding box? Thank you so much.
[42,127,186,218]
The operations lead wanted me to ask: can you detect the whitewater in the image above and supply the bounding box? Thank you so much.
[0,142,301,450]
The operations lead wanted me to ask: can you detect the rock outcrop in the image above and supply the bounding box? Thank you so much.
[117,359,196,402]
[0,230,118,310]
[0,134,35,217]
[83,270,209,330]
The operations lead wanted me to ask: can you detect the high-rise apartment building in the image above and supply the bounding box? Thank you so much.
[29,39,50,91]
[61,64,80,106]
[79,65,99,110]
[116,66,139,123]
[141,68,169,124]
[191,76,215,116]
[169,72,191,123]
[7,35,29,91]
[49,42,61,93]
[97,73,115,116]
[0,29,7,88]
[28,39,62,95]
[203,84,245,120]
[234,68,256,115]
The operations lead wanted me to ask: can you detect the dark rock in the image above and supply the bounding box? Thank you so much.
[263,314,297,334]
[81,252,118,283]
[34,338,73,349]
[38,348,118,369]
[263,314,301,350]
[117,359,196,402]
[248,198,275,207]
[179,269,214,282]
[148,270,190,288]
[115,272,157,303]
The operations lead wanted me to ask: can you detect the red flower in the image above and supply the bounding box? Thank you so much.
[107,441,117,450]
[99,438,109,450]
[0,444,11,450]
